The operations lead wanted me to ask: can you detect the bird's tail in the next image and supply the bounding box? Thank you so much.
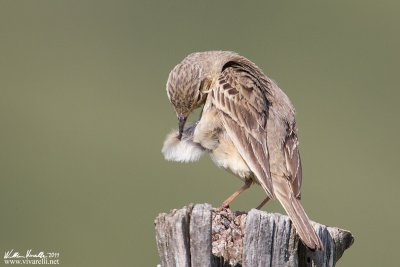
[274,181,323,251]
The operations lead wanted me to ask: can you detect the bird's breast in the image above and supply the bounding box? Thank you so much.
[209,133,252,181]
[193,106,252,181]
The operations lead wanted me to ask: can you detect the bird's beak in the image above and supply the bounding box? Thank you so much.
[177,113,187,140]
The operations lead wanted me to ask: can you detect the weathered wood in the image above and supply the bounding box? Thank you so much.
[155,204,353,267]
[243,210,298,266]
[155,205,192,267]
[190,204,213,267]
[243,210,354,267]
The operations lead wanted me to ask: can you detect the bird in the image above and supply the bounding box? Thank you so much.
[161,51,323,250]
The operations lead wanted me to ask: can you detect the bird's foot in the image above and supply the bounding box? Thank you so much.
[219,202,230,210]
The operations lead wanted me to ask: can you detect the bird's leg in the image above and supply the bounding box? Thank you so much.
[255,197,270,210]
[221,180,252,208]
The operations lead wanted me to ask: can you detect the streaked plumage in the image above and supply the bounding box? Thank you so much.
[162,51,322,250]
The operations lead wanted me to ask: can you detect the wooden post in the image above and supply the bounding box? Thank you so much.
[155,204,353,267]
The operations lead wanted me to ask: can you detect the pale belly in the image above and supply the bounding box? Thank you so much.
[209,133,253,182]
[192,107,254,182]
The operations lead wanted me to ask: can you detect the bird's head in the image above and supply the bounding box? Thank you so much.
[166,61,211,139]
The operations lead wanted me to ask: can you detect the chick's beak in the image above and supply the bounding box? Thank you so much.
[177,113,187,140]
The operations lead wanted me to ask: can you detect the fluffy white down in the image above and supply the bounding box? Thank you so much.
[162,131,205,162]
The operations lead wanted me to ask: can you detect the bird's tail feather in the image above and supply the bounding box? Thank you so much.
[274,182,323,251]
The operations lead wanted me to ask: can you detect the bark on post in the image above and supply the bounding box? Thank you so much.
[155,204,353,267]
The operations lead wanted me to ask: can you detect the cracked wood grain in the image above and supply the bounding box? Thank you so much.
[155,204,353,267]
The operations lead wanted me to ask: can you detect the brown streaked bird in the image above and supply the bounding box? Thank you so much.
[162,51,323,250]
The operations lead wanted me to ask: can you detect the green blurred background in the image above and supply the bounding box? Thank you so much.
[0,1,398,266]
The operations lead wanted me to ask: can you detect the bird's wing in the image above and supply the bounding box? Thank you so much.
[283,128,302,199]
[210,61,274,197]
